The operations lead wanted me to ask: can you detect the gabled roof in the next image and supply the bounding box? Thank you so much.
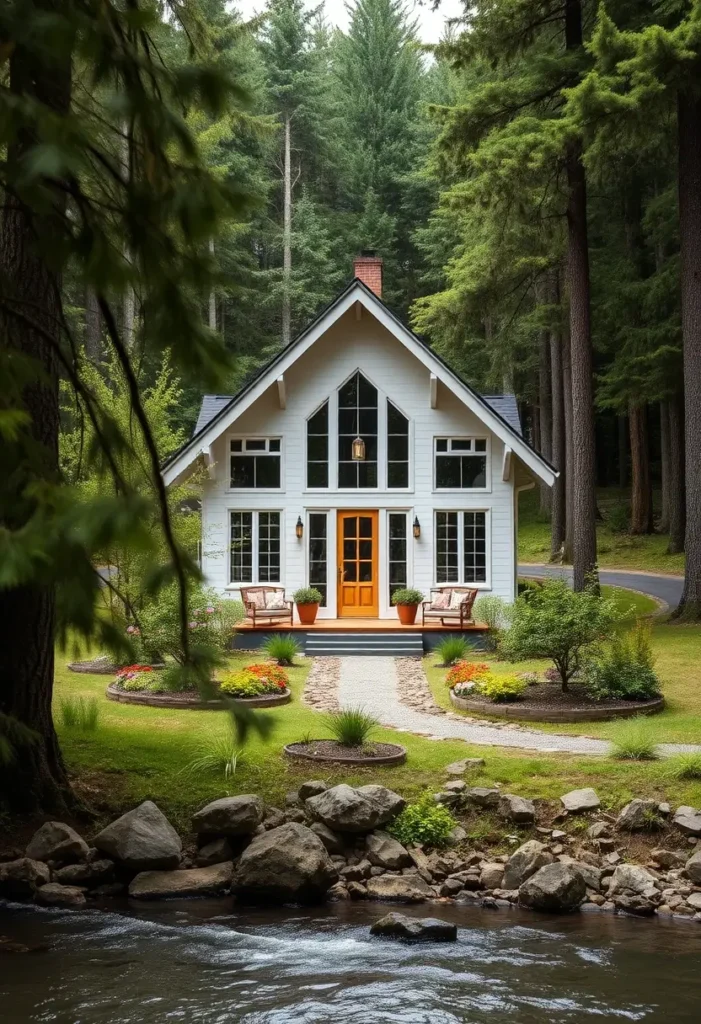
[163,279,556,486]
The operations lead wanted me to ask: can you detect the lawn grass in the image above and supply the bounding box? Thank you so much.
[518,488,685,575]
[53,640,701,837]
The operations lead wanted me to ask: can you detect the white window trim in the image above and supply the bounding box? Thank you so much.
[227,434,284,493]
[433,436,491,493]
[227,509,284,587]
[433,509,491,590]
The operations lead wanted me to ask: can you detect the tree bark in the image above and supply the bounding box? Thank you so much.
[84,286,102,362]
[629,402,653,534]
[676,88,701,616]
[659,401,671,533]
[565,0,598,591]
[617,414,628,488]
[282,115,292,347]
[667,393,686,555]
[539,326,552,515]
[550,306,566,560]
[562,323,574,564]
[0,4,72,811]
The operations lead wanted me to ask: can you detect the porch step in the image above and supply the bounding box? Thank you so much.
[304,632,423,657]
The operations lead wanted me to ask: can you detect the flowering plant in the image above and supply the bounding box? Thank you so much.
[246,663,289,690]
[136,585,244,665]
[452,680,479,697]
[446,661,490,688]
[114,664,153,691]
[218,668,286,697]
[517,671,540,686]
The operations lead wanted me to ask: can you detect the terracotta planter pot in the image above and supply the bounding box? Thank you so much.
[296,602,319,625]
[396,603,418,626]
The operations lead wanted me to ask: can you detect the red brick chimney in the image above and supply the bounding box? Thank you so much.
[353,251,383,298]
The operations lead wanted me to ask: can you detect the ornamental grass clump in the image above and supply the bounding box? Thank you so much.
[388,793,457,850]
[180,728,244,786]
[325,707,378,747]
[610,718,659,761]
[435,636,473,666]
[58,696,100,733]
[667,753,701,780]
[261,633,302,666]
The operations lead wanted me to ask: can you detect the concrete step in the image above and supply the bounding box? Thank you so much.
[304,632,423,657]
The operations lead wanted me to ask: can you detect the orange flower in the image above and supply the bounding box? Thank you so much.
[446,661,490,688]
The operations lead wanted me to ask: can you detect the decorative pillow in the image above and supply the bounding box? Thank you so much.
[265,591,286,610]
[248,589,266,610]
[449,589,468,610]
[431,591,451,610]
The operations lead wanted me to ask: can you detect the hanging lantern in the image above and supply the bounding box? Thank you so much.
[351,436,366,461]
[413,516,421,539]
[295,516,304,539]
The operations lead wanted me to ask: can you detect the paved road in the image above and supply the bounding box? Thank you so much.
[518,564,683,611]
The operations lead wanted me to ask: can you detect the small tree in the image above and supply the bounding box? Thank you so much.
[499,578,621,692]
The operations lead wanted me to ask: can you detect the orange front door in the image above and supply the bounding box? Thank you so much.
[337,511,379,617]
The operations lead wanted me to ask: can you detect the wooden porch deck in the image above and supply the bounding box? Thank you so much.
[237,617,486,633]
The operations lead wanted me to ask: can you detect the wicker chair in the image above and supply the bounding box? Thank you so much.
[421,587,478,628]
[240,586,293,627]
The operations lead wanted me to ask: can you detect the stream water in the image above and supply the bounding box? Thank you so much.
[1,899,700,1023]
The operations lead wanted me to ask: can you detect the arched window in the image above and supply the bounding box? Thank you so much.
[338,371,378,488]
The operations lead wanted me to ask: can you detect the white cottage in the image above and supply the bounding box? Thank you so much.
[163,255,555,653]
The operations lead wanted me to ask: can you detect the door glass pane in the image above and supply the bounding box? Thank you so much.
[388,512,407,602]
[344,561,357,582]
[359,562,372,582]
[359,516,372,538]
[359,540,372,560]
[308,512,327,606]
[344,539,356,560]
[343,517,357,538]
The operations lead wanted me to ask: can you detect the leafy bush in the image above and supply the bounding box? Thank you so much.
[478,672,527,703]
[446,661,490,688]
[218,669,279,697]
[293,587,323,605]
[137,585,243,667]
[58,696,100,732]
[261,633,302,666]
[667,753,701,780]
[606,502,630,534]
[499,577,621,691]
[435,636,472,666]
[518,671,540,686]
[610,718,659,761]
[390,588,424,606]
[473,595,510,650]
[325,707,378,747]
[584,622,661,702]
[114,664,154,691]
[388,793,458,850]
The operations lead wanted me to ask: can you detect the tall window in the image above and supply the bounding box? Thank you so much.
[338,371,377,488]
[230,438,281,488]
[435,438,487,489]
[435,511,487,584]
[308,513,328,607]
[307,402,328,488]
[230,511,281,583]
[388,512,407,602]
[387,401,409,488]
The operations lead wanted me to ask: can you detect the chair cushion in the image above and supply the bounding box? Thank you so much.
[265,591,286,610]
[430,591,451,610]
[247,589,266,610]
[449,589,468,610]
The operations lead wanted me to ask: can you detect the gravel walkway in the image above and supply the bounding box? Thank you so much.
[336,656,701,757]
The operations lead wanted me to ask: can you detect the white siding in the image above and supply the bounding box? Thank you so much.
[200,307,518,616]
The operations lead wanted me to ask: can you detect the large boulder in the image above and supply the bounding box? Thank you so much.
[196,838,234,867]
[93,801,182,871]
[53,859,114,888]
[499,794,535,824]
[370,912,457,942]
[298,781,327,800]
[35,883,86,907]
[519,864,586,913]
[503,840,552,890]
[365,832,411,870]
[310,822,344,854]
[129,862,233,900]
[480,863,505,890]
[364,874,432,903]
[560,788,600,813]
[192,795,264,837]
[0,858,50,900]
[26,822,89,864]
[607,863,658,897]
[673,806,701,837]
[616,799,660,832]
[232,823,337,904]
[685,848,701,885]
[306,784,405,834]
[557,857,602,891]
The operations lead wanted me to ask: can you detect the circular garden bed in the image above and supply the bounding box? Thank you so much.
[449,685,664,723]
[284,740,407,766]
[106,683,291,710]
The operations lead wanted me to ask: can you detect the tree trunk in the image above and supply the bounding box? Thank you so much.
[208,238,217,331]
[617,414,628,488]
[676,89,701,616]
[659,401,671,533]
[539,327,552,515]
[562,324,574,564]
[282,115,292,347]
[667,393,686,555]
[0,5,72,812]
[565,0,598,591]
[550,304,566,560]
[84,286,102,362]
[629,402,653,534]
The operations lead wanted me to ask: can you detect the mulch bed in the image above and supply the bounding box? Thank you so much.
[284,740,407,766]
[106,683,291,710]
[450,684,664,723]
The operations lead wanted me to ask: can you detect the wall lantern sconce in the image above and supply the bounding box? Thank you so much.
[295,516,304,539]
[351,436,366,461]
[413,516,421,539]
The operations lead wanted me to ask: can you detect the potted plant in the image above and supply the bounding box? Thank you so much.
[293,586,323,625]
[391,587,425,626]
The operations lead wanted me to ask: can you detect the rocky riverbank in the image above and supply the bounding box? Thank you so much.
[2,771,701,925]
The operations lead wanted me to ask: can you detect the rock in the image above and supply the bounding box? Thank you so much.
[434,791,461,807]
[605,852,621,866]
[557,857,602,891]
[129,862,233,899]
[479,863,505,890]
[34,883,86,907]
[503,841,552,890]
[341,862,371,882]
[407,847,434,883]
[686,892,701,911]
[519,864,586,913]
[196,838,234,867]
[26,822,89,864]
[443,780,466,793]
[90,882,127,898]
[440,878,464,897]
[607,864,658,897]
[560,788,600,813]
[347,881,367,900]
[299,781,328,800]
[673,806,701,837]
[499,794,535,824]
[448,826,467,845]
[0,858,51,899]
[310,822,344,855]
[192,795,264,837]
[326,881,350,901]
[651,849,686,870]
[684,848,701,884]
[616,799,660,832]
[93,801,182,871]
[466,787,500,808]
[444,758,485,775]
[285,808,307,824]
[370,912,457,942]
[263,808,285,831]
[232,823,336,904]
[365,832,411,870]
[587,821,610,840]
[365,874,432,903]
[53,859,114,888]
[306,784,405,834]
